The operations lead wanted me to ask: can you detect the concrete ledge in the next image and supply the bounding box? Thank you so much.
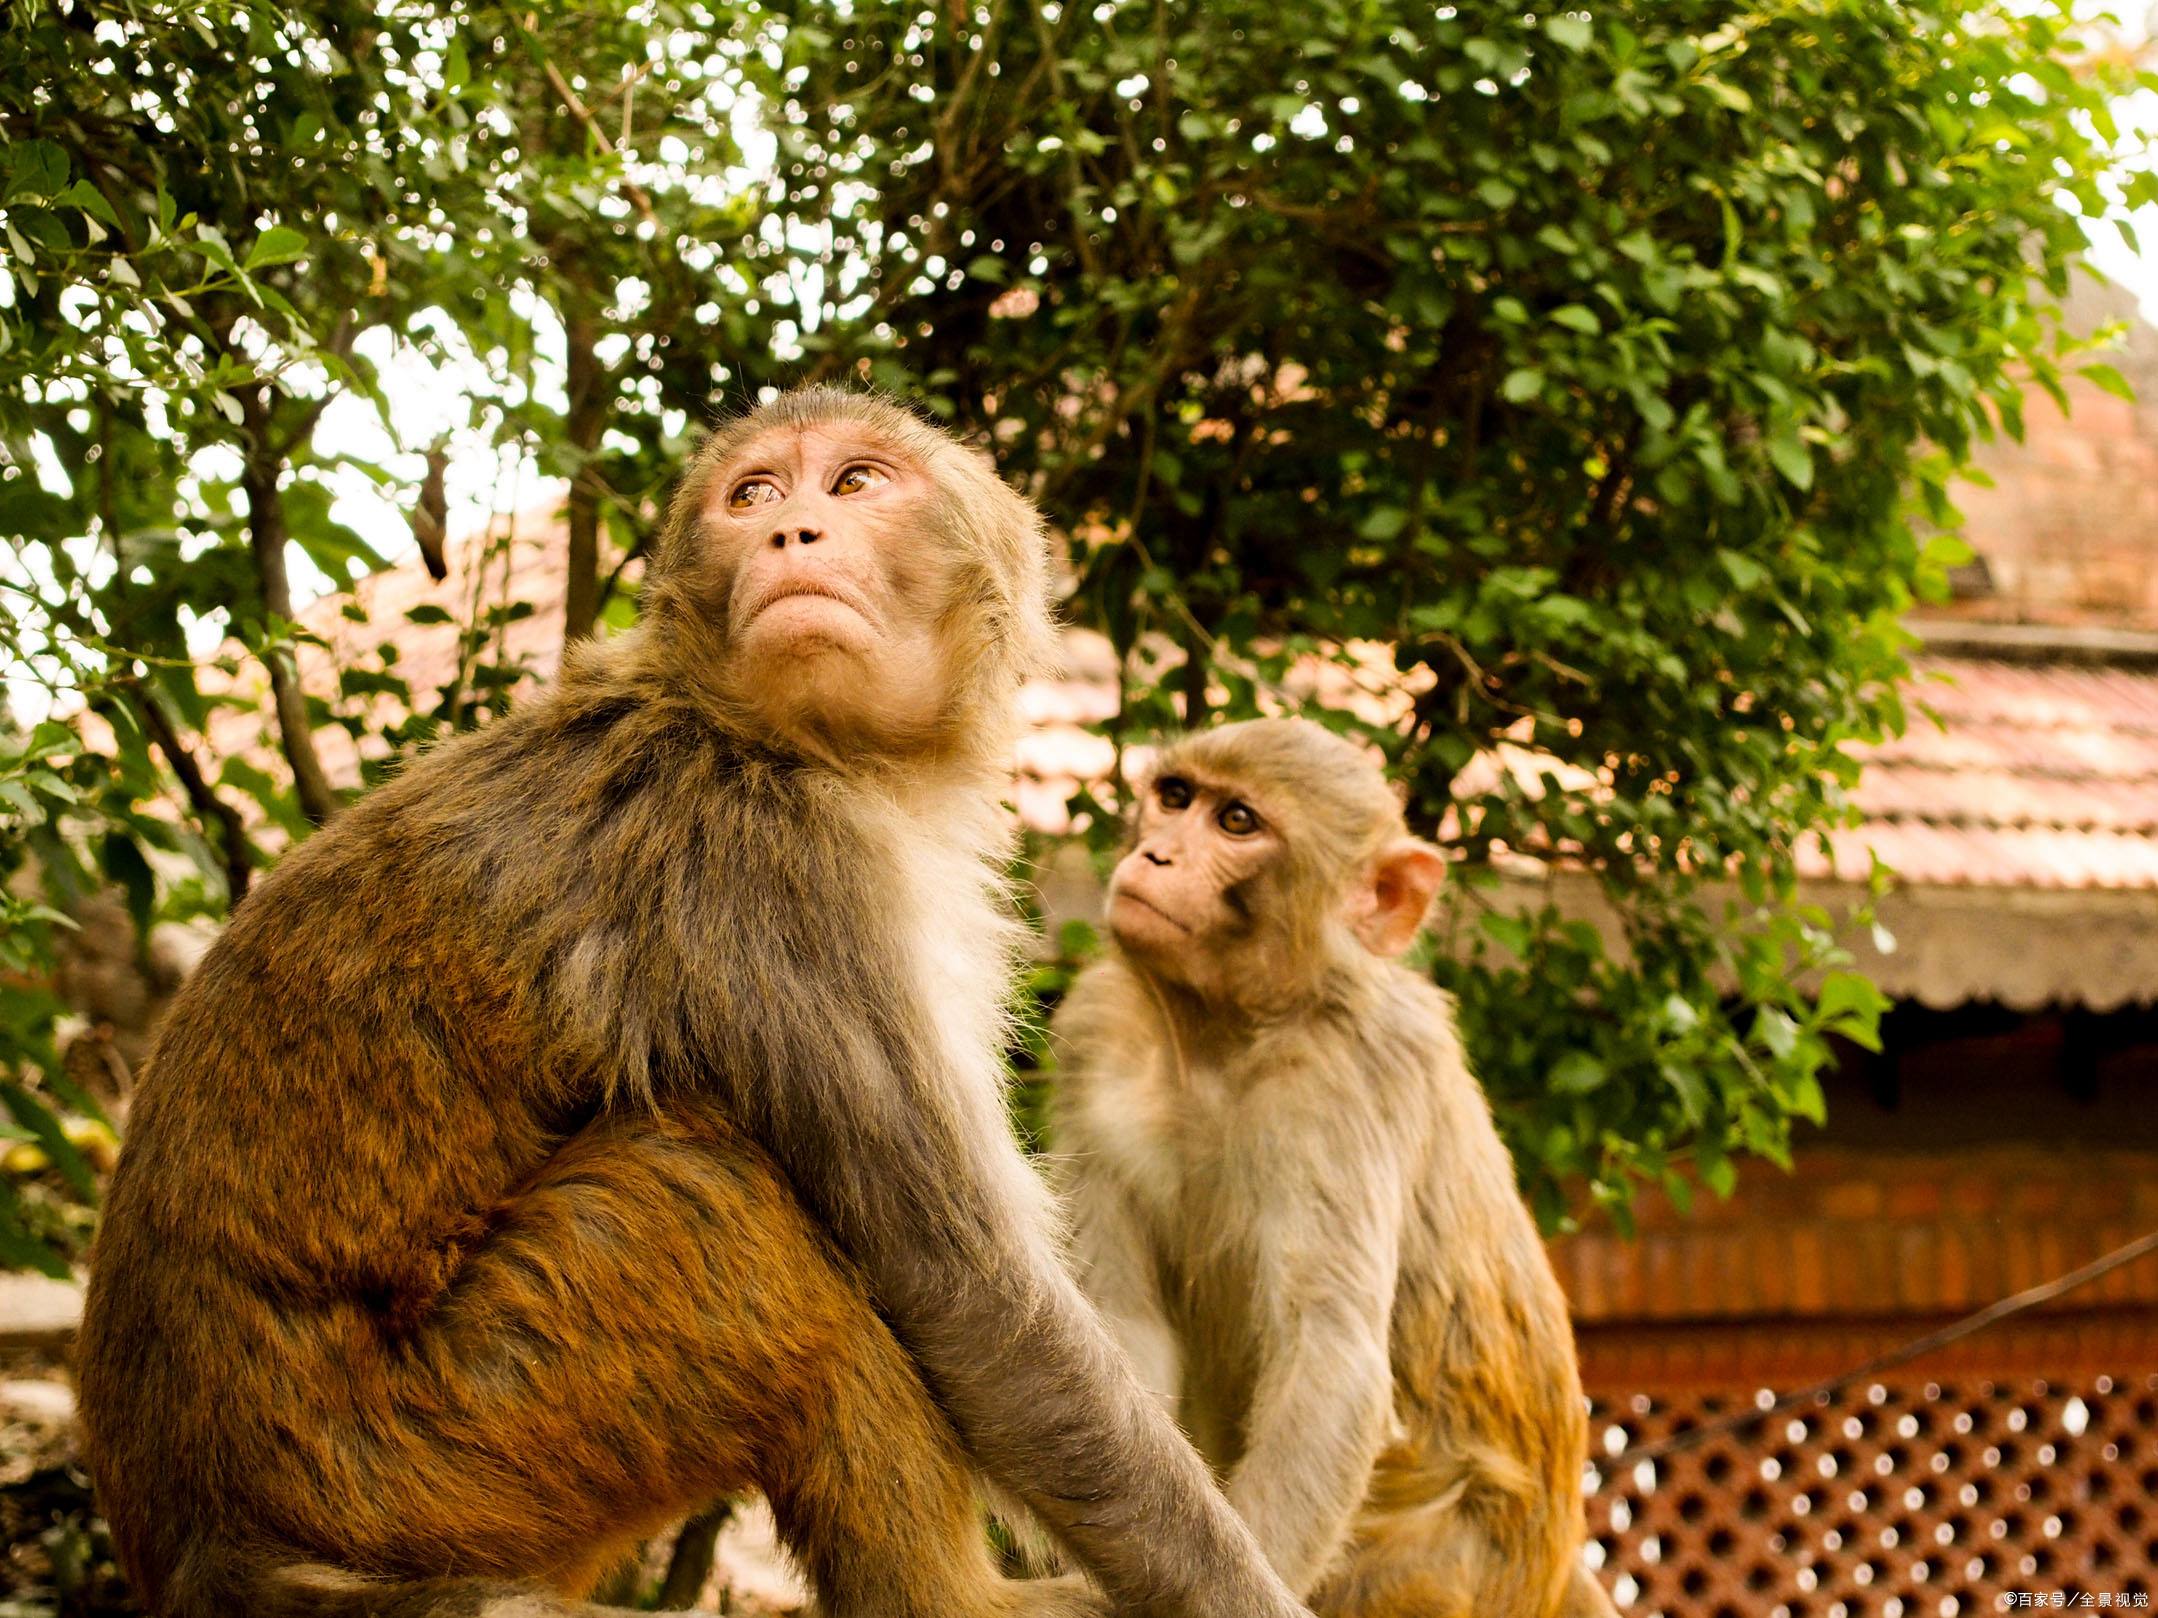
[0,1273,85,1349]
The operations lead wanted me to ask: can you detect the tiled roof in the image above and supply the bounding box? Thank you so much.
[1817,655,2158,890]
[1018,642,2158,895]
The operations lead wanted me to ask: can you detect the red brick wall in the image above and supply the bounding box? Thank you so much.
[1551,1142,2158,1400]
[1550,1145,2158,1333]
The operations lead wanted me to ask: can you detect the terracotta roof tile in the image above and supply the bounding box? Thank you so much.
[1811,655,2158,889]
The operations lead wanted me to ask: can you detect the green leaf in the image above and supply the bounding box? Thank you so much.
[2,140,66,203]
[244,225,308,271]
[1544,15,1593,52]
[1814,969,1888,1050]
[1755,1007,1799,1061]
[1548,1051,1606,1094]
[1698,78,1753,113]
[55,179,119,228]
[1662,1061,1710,1125]
[1500,367,1544,404]
[2080,363,2134,403]
[2,1084,96,1203]
[1716,547,1768,592]
[1359,506,1408,541]
[1549,304,1600,335]
[1479,912,1532,959]
[1766,429,1814,491]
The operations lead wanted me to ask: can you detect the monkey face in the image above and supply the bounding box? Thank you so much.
[1107,766,1282,977]
[701,421,956,744]
[1108,719,1447,1004]
[646,391,1057,765]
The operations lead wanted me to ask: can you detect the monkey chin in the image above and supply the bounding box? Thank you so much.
[1106,888,1194,959]
[745,592,877,658]
[739,638,951,761]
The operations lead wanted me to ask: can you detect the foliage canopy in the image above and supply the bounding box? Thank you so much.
[1,0,2148,1266]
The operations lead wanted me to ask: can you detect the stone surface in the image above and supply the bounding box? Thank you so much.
[0,1274,84,1349]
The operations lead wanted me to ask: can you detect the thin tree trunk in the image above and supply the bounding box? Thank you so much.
[657,1501,733,1610]
[561,304,606,648]
[124,683,252,904]
[1177,616,1211,728]
[240,451,339,825]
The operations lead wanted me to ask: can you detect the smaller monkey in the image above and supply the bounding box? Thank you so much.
[1050,718,1618,1618]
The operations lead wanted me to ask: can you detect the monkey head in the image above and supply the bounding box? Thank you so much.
[1106,718,1446,1006]
[646,388,1057,762]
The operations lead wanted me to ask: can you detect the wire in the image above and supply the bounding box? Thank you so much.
[1593,1224,2158,1475]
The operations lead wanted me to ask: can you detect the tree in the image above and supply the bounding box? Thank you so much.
[0,0,454,1271]
[1,1,2147,1275]
[0,0,755,1276]
[725,0,2150,1224]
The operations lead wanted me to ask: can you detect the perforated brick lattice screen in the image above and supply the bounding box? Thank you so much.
[1583,1373,2158,1615]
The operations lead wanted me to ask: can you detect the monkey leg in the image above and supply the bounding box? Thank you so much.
[185,1108,1103,1618]
[1309,1500,1586,1618]
[1559,1563,1622,1618]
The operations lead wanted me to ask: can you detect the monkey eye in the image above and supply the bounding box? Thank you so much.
[1155,775,1193,811]
[1217,801,1261,837]
[728,478,782,510]
[832,463,890,496]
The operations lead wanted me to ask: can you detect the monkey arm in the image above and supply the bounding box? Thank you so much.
[756,1053,1303,1618]
[654,832,1305,1618]
[1061,1172,1183,1416]
[1224,1189,1405,1598]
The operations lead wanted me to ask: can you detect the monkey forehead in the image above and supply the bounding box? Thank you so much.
[1151,719,1402,835]
[694,387,969,483]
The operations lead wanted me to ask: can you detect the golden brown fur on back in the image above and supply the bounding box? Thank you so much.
[1051,718,1617,1618]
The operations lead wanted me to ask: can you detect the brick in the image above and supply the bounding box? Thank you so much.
[1936,1227,1973,1310]
[1884,1177,1945,1221]
[1818,1179,1884,1221]
[1789,1226,1828,1315]
[1895,1223,1939,1311]
[2010,1176,2066,1217]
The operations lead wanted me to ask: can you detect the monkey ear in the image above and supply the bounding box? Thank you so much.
[1352,839,1446,957]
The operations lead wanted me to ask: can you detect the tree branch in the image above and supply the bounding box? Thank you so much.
[519,12,660,228]
[239,389,340,826]
[121,680,253,905]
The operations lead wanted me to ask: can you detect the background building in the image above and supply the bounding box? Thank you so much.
[1560,278,2158,1612]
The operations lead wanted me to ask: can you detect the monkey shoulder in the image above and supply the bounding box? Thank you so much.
[1321,967,1468,1096]
[1046,955,1158,1076]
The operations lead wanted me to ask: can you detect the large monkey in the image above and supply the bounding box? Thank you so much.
[1051,719,1618,1618]
[75,391,1309,1618]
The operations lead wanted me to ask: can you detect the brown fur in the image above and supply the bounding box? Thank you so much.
[1051,719,1620,1618]
[75,391,1304,1618]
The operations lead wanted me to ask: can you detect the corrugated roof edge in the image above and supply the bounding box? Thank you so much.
[1910,617,2158,669]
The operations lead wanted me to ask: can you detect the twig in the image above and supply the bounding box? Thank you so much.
[521,13,659,228]
[238,386,340,825]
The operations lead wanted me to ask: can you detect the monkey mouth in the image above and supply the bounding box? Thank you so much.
[750,581,874,625]
[1111,889,1190,934]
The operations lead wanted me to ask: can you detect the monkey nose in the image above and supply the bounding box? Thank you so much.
[769,526,823,549]
[1140,848,1172,867]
